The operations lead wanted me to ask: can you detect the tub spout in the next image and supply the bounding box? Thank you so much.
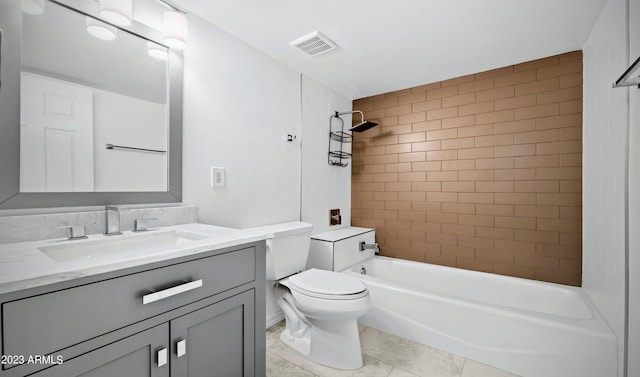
[360,241,380,254]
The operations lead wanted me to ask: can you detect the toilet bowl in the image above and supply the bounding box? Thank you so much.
[248,221,371,369]
[276,269,371,369]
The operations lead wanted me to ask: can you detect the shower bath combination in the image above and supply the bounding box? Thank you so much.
[328,110,378,167]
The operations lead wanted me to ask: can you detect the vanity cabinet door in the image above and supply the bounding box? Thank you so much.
[29,324,169,377]
[170,290,255,377]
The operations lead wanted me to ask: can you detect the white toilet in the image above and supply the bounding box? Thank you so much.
[254,221,371,370]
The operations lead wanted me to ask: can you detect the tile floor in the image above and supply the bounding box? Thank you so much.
[266,321,521,377]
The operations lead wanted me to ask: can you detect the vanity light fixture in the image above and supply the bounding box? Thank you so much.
[99,0,133,26]
[147,41,168,61]
[163,9,188,49]
[21,0,45,15]
[86,17,117,41]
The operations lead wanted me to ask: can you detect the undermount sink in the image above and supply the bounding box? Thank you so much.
[38,230,210,263]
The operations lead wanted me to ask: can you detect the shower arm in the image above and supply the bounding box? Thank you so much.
[335,110,365,125]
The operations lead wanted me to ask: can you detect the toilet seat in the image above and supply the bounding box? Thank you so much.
[288,269,368,300]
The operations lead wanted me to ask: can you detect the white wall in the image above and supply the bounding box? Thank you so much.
[181,14,302,228]
[180,16,354,327]
[301,75,352,235]
[582,0,630,375]
[627,0,640,374]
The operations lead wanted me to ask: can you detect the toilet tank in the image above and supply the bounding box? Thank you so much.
[247,221,313,280]
[307,227,376,271]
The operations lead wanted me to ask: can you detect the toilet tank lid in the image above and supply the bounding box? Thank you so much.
[247,221,312,239]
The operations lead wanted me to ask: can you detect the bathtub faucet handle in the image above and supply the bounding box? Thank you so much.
[359,241,380,255]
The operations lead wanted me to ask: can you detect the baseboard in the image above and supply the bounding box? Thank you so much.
[266,310,285,329]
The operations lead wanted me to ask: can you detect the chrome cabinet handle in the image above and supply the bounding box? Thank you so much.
[157,348,168,367]
[142,279,203,305]
[176,339,186,358]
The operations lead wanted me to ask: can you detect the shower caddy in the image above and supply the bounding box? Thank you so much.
[328,112,353,167]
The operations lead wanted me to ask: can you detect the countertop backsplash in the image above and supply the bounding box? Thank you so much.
[0,205,197,244]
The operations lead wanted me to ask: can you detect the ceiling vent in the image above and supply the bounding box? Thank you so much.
[289,31,337,57]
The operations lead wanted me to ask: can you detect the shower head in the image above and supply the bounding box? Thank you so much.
[335,110,379,133]
[350,120,379,133]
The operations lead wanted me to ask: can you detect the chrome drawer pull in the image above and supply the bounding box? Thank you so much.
[176,339,187,357]
[157,348,168,367]
[142,279,203,305]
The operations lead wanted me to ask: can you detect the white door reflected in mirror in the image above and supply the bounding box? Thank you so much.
[20,73,95,192]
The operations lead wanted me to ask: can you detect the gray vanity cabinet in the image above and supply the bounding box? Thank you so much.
[0,241,266,377]
[28,291,255,377]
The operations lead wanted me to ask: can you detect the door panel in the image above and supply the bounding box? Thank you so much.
[30,324,169,377]
[20,72,94,192]
[171,290,255,377]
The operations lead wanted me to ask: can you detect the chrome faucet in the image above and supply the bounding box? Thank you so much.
[359,241,380,255]
[104,205,129,235]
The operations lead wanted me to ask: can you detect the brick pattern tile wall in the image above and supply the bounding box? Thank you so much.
[351,51,582,286]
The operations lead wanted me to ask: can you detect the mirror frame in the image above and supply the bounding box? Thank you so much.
[0,0,182,209]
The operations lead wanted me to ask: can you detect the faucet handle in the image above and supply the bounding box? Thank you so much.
[133,218,158,232]
[56,225,88,240]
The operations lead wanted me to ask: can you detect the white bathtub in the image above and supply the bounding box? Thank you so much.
[343,256,617,377]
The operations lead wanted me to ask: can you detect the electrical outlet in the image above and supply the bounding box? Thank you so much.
[211,167,225,187]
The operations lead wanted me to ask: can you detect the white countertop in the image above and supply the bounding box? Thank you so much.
[0,223,266,295]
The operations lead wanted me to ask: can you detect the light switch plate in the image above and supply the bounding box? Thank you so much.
[211,167,225,187]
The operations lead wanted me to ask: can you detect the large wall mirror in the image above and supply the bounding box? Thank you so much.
[0,0,183,209]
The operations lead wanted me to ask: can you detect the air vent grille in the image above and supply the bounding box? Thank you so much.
[290,31,337,57]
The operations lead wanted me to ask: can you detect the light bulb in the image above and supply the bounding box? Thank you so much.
[86,17,117,41]
[147,41,168,61]
[163,10,188,50]
[99,0,132,26]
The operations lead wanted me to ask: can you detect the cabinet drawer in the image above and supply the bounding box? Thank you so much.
[2,247,255,364]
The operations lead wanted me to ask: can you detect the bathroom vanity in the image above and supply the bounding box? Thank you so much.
[0,224,266,377]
